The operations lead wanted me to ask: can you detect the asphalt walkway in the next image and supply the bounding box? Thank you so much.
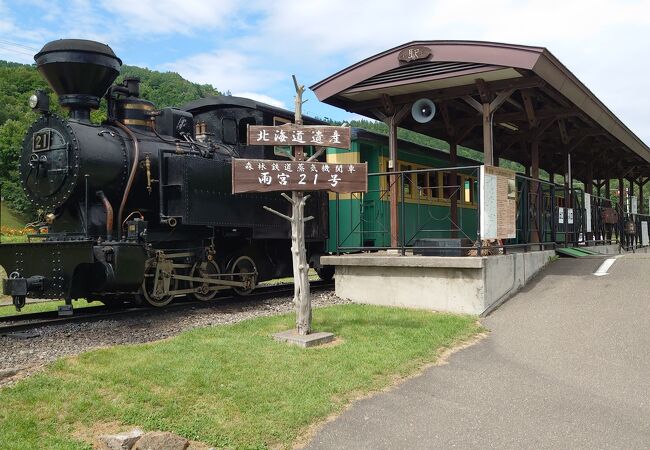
[306,254,650,449]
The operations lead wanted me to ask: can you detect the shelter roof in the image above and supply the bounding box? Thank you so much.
[311,41,649,180]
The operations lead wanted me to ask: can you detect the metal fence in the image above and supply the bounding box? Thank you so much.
[332,165,649,255]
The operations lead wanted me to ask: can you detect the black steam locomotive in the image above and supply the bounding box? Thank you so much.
[0,39,329,310]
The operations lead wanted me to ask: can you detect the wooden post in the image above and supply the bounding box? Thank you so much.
[586,162,594,244]
[374,102,409,250]
[462,85,514,167]
[450,141,458,238]
[482,102,493,165]
[563,152,571,247]
[388,118,399,248]
[530,140,540,245]
[639,178,645,214]
[619,177,625,210]
[629,179,635,213]
[290,76,312,335]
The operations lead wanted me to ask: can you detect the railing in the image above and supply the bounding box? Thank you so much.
[332,165,649,255]
[334,165,482,255]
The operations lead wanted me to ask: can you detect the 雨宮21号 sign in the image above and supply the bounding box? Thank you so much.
[247,124,351,149]
[232,159,367,194]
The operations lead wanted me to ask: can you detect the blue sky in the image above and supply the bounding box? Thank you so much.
[1,0,650,143]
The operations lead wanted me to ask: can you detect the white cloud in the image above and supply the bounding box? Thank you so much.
[164,49,283,94]
[99,0,239,35]
[238,0,650,142]
[2,0,649,142]
[233,92,286,109]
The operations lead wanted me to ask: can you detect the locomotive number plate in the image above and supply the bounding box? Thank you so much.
[32,130,51,152]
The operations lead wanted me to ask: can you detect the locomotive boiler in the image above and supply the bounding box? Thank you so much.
[0,39,329,310]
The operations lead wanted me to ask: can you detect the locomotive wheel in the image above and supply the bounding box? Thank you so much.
[138,258,179,307]
[316,265,335,282]
[190,260,221,301]
[229,255,258,296]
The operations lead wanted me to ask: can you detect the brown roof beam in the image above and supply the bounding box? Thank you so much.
[568,128,607,140]
[521,89,537,129]
[558,119,569,145]
[439,102,455,138]
[351,75,545,113]
[450,107,580,128]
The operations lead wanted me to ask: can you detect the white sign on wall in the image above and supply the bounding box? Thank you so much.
[479,165,516,240]
[558,208,573,225]
[642,221,649,246]
[631,196,638,214]
[584,193,592,232]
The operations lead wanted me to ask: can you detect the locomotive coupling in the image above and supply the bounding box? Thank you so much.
[3,273,45,311]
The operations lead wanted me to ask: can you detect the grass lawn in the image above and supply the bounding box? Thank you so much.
[0,235,29,243]
[0,299,96,317]
[0,201,27,229]
[0,304,482,449]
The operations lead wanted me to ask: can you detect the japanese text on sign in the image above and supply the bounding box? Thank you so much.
[232,158,367,194]
[247,125,351,149]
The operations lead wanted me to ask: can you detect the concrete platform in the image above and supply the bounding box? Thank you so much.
[321,250,556,315]
[273,330,335,348]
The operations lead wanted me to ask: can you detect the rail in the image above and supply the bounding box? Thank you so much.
[0,280,334,336]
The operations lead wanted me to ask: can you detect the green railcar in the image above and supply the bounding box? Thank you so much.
[326,128,480,252]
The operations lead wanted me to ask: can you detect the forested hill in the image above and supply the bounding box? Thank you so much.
[0,61,220,215]
[326,118,486,163]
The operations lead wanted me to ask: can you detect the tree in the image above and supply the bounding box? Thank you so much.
[0,60,221,217]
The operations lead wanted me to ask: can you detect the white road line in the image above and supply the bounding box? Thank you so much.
[593,257,619,276]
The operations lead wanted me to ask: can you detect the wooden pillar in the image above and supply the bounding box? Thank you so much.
[618,177,625,209]
[586,162,594,244]
[563,151,571,246]
[388,119,399,248]
[629,179,635,213]
[530,140,540,244]
[375,101,409,250]
[450,142,458,238]
[639,178,645,214]
[462,84,513,167]
[482,102,493,165]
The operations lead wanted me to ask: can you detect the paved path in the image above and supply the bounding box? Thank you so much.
[306,254,650,449]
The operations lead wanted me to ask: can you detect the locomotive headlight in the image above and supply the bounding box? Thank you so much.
[29,89,50,114]
[28,94,38,109]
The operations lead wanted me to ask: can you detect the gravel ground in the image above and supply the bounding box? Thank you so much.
[0,289,348,386]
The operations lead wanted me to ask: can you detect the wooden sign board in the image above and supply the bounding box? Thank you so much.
[398,46,432,63]
[247,124,351,149]
[479,165,516,240]
[232,158,367,194]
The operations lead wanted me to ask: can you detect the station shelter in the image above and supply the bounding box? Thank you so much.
[311,41,650,314]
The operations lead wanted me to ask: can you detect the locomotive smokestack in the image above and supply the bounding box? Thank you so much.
[34,39,122,122]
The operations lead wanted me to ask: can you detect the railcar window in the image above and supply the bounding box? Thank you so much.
[464,178,474,203]
[238,117,256,144]
[222,118,237,145]
[385,161,391,196]
[429,171,439,198]
[443,173,451,199]
[416,172,428,199]
[400,164,412,196]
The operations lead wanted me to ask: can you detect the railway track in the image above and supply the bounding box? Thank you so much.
[0,280,334,336]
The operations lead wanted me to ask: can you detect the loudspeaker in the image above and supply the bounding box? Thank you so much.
[411,98,436,123]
